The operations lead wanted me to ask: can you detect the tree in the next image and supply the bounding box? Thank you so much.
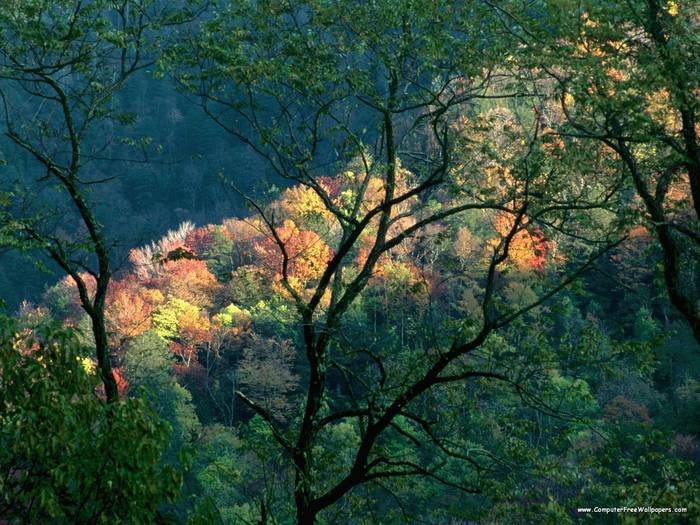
[523,0,700,344]
[122,331,201,460]
[0,315,183,523]
[172,1,624,521]
[236,335,300,420]
[0,0,203,401]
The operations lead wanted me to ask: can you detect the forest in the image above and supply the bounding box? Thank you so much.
[0,1,699,524]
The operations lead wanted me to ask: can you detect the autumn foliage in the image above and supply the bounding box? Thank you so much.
[491,212,555,272]
[34,168,561,401]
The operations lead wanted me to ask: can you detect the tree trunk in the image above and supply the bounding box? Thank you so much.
[92,310,119,403]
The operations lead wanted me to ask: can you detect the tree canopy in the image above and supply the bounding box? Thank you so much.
[1,1,699,524]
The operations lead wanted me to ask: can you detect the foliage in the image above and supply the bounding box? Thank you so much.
[1,0,699,523]
[0,316,183,523]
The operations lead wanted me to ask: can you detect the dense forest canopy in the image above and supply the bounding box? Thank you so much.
[1,1,699,523]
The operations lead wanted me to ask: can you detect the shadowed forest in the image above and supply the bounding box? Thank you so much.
[1,1,699,524]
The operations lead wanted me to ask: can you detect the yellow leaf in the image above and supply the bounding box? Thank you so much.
[667,1,679,16]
